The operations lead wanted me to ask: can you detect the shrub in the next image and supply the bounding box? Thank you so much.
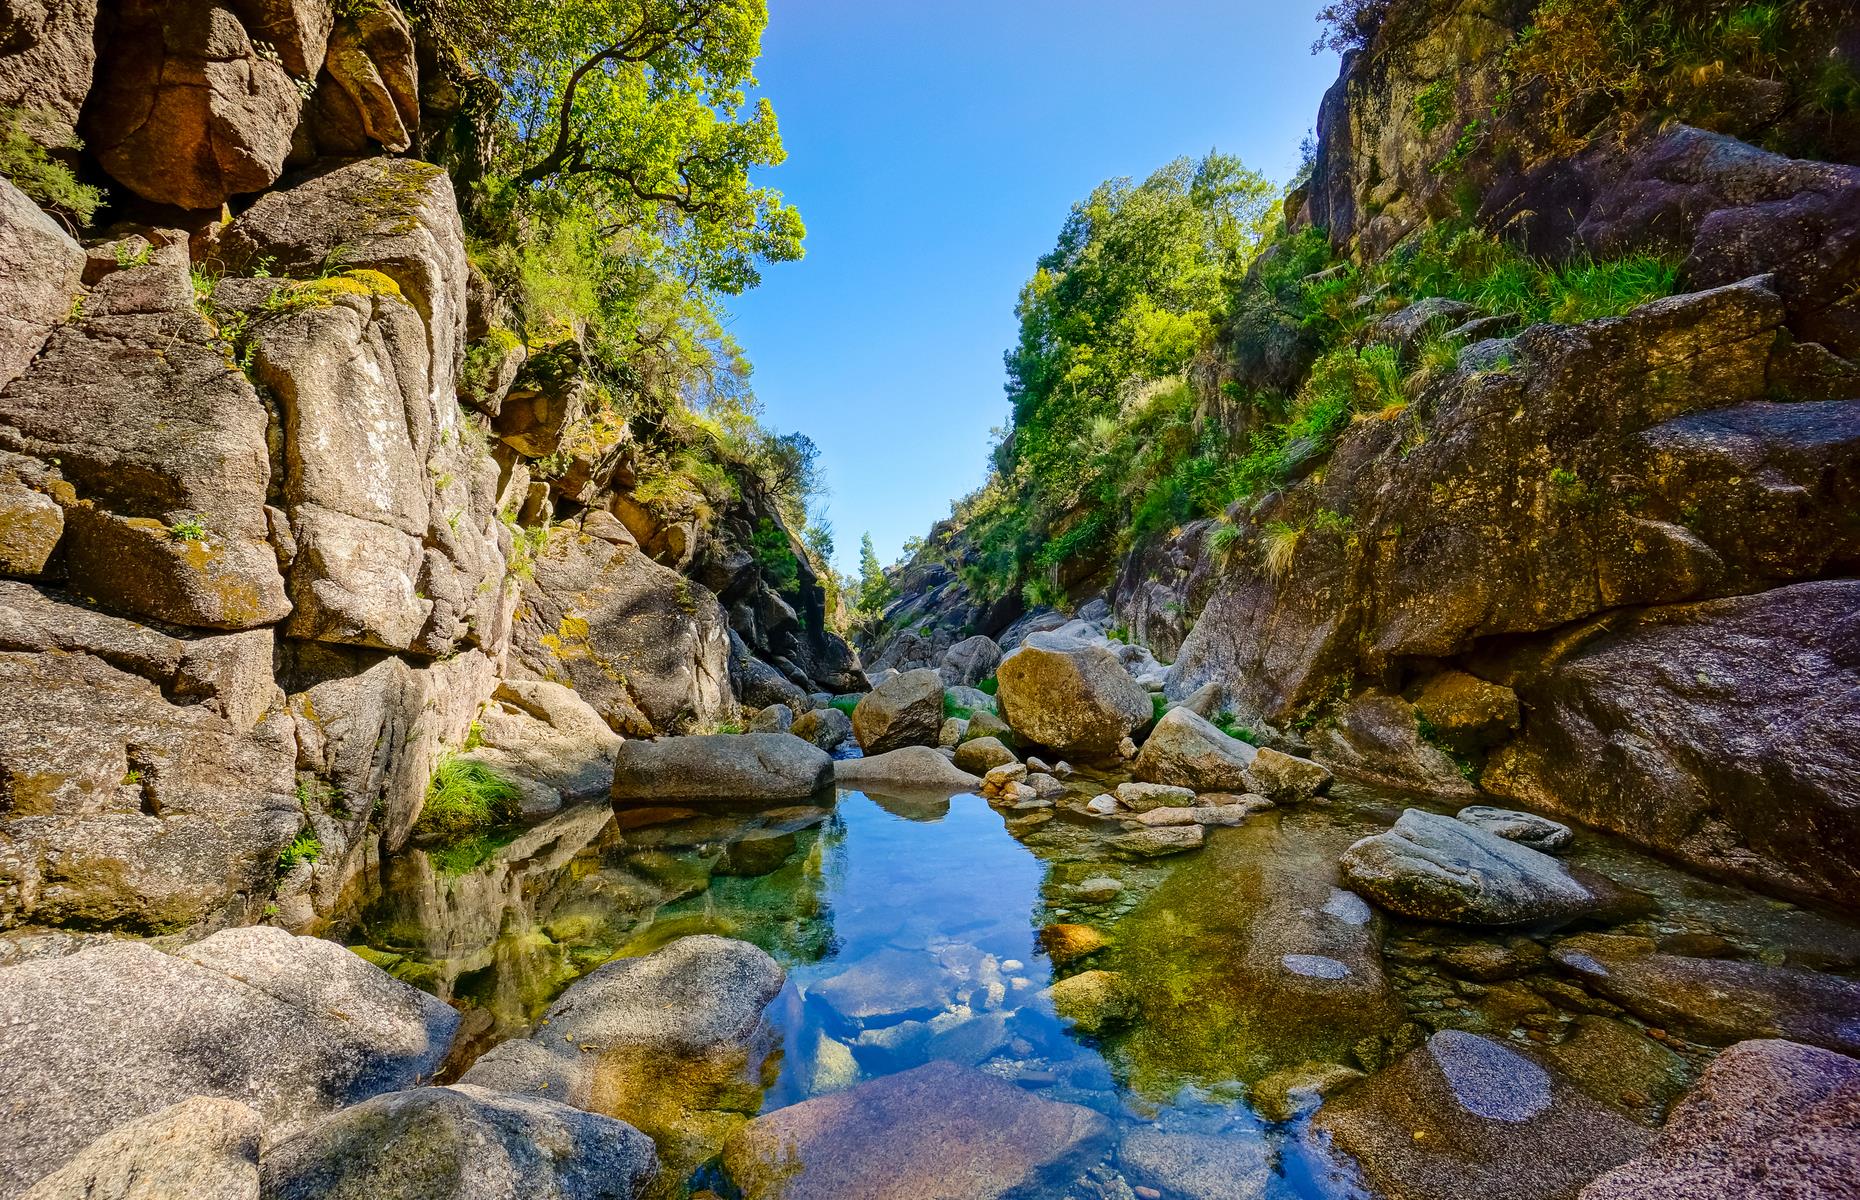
[0,106,103,226]
[417,757,521,843]
[168,517,208,542]
[752,518,801,593]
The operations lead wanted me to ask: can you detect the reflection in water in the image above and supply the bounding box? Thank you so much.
[344,779,1860,1199]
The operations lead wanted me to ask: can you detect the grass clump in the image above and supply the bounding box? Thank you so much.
[416,757,521,843]
[944,691,975,721]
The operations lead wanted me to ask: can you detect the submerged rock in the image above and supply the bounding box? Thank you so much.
[995,632,1153,758]
[0,928,459,1195]
[720,1060,1110,1200]
[1456,805,1573,853]
[833,746,979,796]
[1041,922,1111,966]
[851,668,945,753]
[1340,808,1605,926]
[260,1085,657,1200]
[19,1097,260,1200]
[1315,1030,1652,1200]
[1578,1039,1860,1200]
[1551,934,1860,1055]
[1050,969,1137,1035]
[610,733,832,805]
[1118,1126,1273,1200]
[1133,707,1258,791]
[461,935,782,1186]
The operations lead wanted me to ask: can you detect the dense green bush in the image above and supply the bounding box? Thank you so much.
[0,106,103,226]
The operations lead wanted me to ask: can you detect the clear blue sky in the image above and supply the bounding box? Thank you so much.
[727,1,1342,574]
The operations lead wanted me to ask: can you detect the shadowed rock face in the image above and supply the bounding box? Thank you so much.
[721,1060,1111,1200]
[1483,579,1860,907]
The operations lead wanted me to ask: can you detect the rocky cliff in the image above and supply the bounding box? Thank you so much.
[871,0,1860,910]
[0,0,858,939]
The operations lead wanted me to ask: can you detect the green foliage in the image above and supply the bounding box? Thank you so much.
[417,758,522,844]
[829,694,860,716]
[429,830,521,876]
[0,106,103,226]
[168,517,208,542]
[278,832,322,870]
[751,518,800,593]
[1261,521,1303,579]
[1150,693,1169,722]
[977,676,999,697]
[944,691,974,721]
[1412,80,1455,135]
[468,0,802,296]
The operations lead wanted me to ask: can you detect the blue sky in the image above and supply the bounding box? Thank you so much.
[727,1,1342,574]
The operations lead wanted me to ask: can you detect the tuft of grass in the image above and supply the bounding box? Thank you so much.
[1261,521,1303,580]
[944,691,975,721]
[416,757,521,843]
[1151,693,1169,722]
[1209,520,1248,562]
[1212,711,1264,745]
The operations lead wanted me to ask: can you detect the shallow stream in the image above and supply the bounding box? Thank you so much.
[340,776,1860,1198]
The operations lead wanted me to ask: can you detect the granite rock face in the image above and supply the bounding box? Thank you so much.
[1578,1039,1860,1200]
[1340,809,1606,927]
[0,928,459,1195]
[996,632,1153,759]
[18,1096,260,1200]
[261,1085,657,1200]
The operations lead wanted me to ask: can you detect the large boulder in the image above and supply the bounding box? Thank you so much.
[513,517,733,735]
[832,746,980,796]
[995,632,1152,758]
[789,704,853,752]
[850,667,945,754]
[939,633,1002,687]
[610,733,832,806]
[1579,1039,1860,1200]
[1339,808,1607,927]
[0,259,291,629]
[1551,934,1860,1055]
[84,0,315,208]
[720,1060,1110,1200]
[1483,579,1860,908]
[1315,1030,1652,1200]
[260,1085,657,1200]
[0,928,460,1194]
[0,178,85,394]
[0,0,98,143]
[0,584,300,933]
[1133,706,1257,791]
[19,1096,260,1200]
[462,935,782,1186]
